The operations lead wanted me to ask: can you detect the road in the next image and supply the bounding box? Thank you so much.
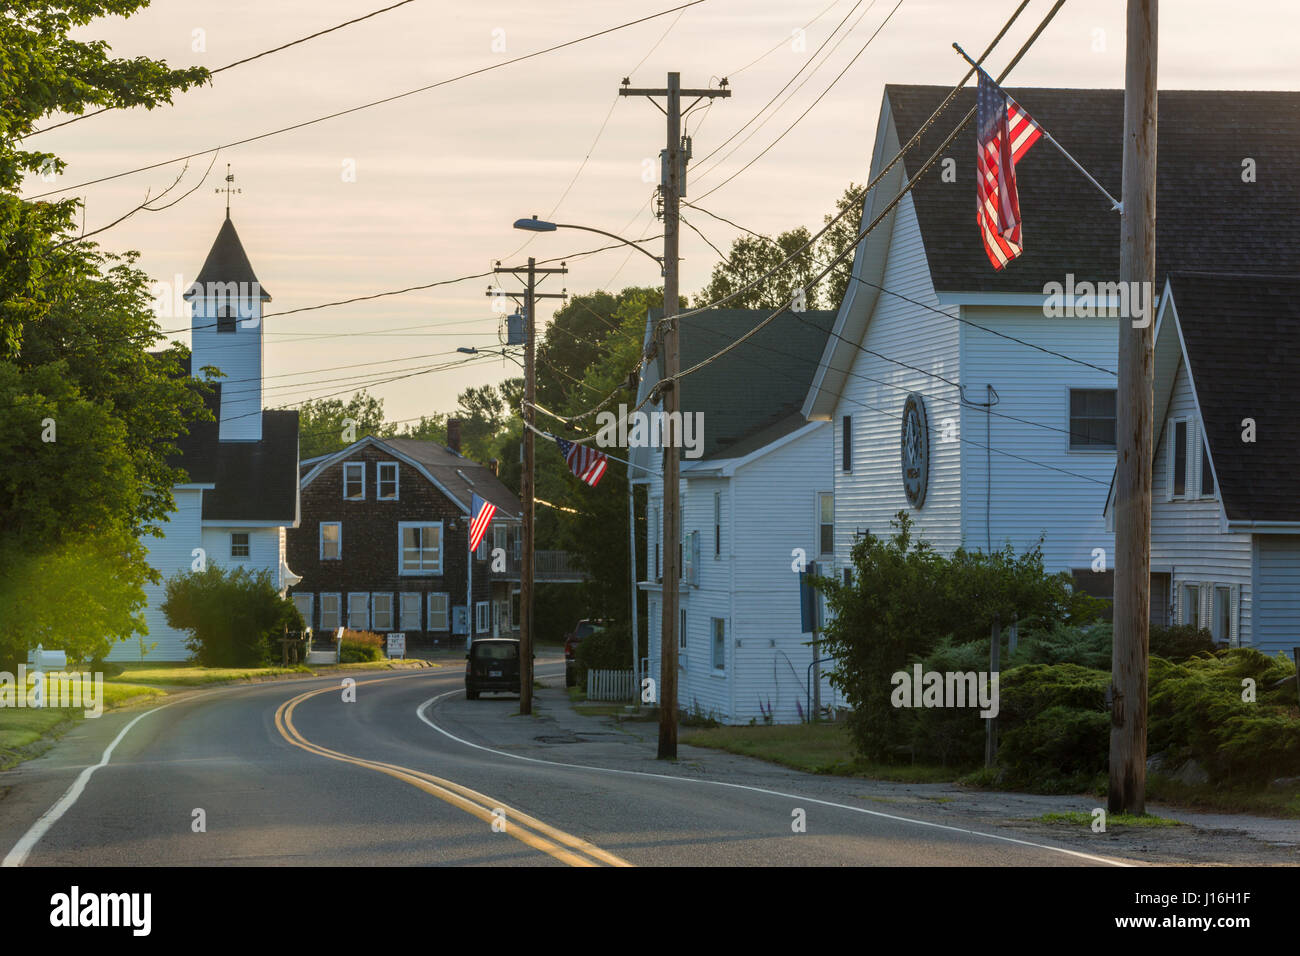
[1,660,1131,867]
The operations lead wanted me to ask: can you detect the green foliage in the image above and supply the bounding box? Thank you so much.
[1149,622,1216,662]
[1010,620,1114,670]
[160,565,302,667]
[573,622,631,686]
[817,511,1104,762]
[338,630,384,663]
[297,391,387,459]
[999,705,1111,793]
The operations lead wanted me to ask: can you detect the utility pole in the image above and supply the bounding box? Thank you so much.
[489,259,566,716]
[620,72,729,759]
[1110,0,1158,816]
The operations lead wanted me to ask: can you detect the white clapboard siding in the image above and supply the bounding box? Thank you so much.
[832,195,962,566]
[190,295,264,441]
[959,306,1118,572]
[1253,536,1300,658]
[1151,361,1253,642]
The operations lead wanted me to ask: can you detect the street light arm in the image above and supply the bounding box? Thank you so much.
[514,216,664,274]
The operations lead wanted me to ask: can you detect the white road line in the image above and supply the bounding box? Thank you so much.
[3,704,168,867]
[417,688,1132,867]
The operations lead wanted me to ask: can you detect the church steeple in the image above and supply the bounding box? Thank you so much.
[184,214,269,442]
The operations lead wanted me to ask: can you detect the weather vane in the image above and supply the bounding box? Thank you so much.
[215,163,241,217]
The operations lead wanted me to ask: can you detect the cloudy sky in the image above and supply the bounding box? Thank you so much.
[28,0,1299,425]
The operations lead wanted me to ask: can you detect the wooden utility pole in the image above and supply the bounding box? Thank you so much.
[1110,0,1158,816]
[620,73,729,759]
[490,259,566,716]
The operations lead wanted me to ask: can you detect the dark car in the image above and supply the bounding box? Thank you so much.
[563,619,608,688]
[465,639,521,699]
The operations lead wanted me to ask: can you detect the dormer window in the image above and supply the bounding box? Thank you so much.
[217,306,236,334]
[343,462,365,500]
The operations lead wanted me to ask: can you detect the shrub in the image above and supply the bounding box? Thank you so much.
[573,622,632,687]
[998,705,1110,793]
[339,630,384,663]
[161,565,302,667]
[1149,622,1215,662]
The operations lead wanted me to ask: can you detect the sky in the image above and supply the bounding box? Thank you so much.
[26,0,1300,426]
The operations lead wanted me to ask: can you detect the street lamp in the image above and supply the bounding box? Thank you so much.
[514,216,664,275]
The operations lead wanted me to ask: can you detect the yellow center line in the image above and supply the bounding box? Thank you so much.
[274,678,632,867]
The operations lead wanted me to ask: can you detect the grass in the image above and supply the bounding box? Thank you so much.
[0,676,164,770]
[1035,810,1183,828]
[106,663,312,686]
[681,722,958,783]
[1146,775,1300,818]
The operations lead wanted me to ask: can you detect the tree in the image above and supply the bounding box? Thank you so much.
[692,227,820,311]
[161,564,302,667]
[813,182,865,309]
[297,391,387,459]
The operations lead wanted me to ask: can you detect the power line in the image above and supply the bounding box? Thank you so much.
[22,1,710,201]
[724,0,844,78]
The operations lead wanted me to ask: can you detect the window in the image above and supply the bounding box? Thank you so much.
[651,502,661,581]
[1181,583,1199,628]
[291,593,313,629]
[399,593,421,631]
[399,522,443,574]
[1200,432,1215,497]
[711,617,726,671]
[1213,586,1232,643]
[818,492,834,557]
[679,608,687,652]
[320,594,341,630]
[371,593,393,631]
[377,462,399,500]
[713,492,722,558]
[216,306,236,334]
[842,415,852,471]
[320,522,341,560]
[512,528,521,561]
[427,593,449,631]
[1068,389,1117,449]
[1170,419,1189,498]
[475,601,490,634]
[493,525,506,554]
[476,534,488,562]
[343,462,365,500]
[347,593,369,630]
[231,532,250,558]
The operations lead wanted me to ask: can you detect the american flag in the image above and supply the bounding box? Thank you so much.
[468,492,497,552]
[975,69,1042,270]
[556,437,608,487]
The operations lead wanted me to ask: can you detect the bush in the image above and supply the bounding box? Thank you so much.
[1149,622,1215,662]
[573,622,633,687]
[1011,620,1113,670]
[998,705,1110,793]
[339,630,384,663]
[161,565,302,667]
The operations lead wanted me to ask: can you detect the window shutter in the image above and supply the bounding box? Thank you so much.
[1230,585,1240,647]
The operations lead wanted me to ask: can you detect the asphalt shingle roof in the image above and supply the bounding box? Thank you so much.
[885,86,1300,293]
[1166,272,1300,523]
[185,215,272,301]
[382,438,523,516]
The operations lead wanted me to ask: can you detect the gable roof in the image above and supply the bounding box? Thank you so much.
[170,382,299,522]
[1161,272,1300,524]
[638,308,837,462]
[301,435,523,517]
[885,85,1300,294]
[185,215,272,301]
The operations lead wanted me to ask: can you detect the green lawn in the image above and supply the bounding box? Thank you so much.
[1,677,164,770]
[682,722,958,783]
[106,662,313,686]
[1035,811,1182,828]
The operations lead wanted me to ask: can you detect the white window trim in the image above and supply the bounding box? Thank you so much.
[427,592,450,631]
[376,461,400,501]
[342,461,366,501]
[475,601,490,634]
[320,593,342,630]
[817,491,834,558]
[1065,386,1118,453]
[347,592,370,630]
[1167,417,1191,500]
[398,521,444,575]
[371,592,394,631]
[230,531,250,560]
[320,522,342,560]
[292,593,313,630]
[399,592,421,631]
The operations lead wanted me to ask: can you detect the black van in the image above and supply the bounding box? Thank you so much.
[465,639,521,699]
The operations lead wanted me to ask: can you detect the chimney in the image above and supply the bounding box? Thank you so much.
[488,458,499,476]
[446,418,461,454]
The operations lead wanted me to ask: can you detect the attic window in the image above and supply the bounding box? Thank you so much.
[377,462,399,500]
[343,462,365,500]
[217,307,236,334]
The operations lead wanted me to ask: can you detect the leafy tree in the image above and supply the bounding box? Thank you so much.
[813,182,865,309]
[161,564,303,667]
[297,390,386,459]
[692,226,820,311]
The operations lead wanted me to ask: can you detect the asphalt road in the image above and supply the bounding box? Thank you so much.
[1,661,1131,867]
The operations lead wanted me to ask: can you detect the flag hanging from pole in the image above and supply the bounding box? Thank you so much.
[975,69,1042,270]
[468,492,498,552]
[555,437,609,488]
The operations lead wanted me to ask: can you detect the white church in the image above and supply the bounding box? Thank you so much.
[111,213,301,661]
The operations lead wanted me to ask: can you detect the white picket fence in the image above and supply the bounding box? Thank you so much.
[587,668,635,702]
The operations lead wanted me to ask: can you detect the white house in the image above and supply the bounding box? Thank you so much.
[633,308,841,724]
[114,214,300,661]
[803,85,1300,610]
[1105,273,1300,657]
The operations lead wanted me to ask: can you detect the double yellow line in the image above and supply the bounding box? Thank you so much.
[274,678,631,867]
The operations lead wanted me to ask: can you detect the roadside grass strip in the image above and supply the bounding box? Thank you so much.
[274,679,631,868]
